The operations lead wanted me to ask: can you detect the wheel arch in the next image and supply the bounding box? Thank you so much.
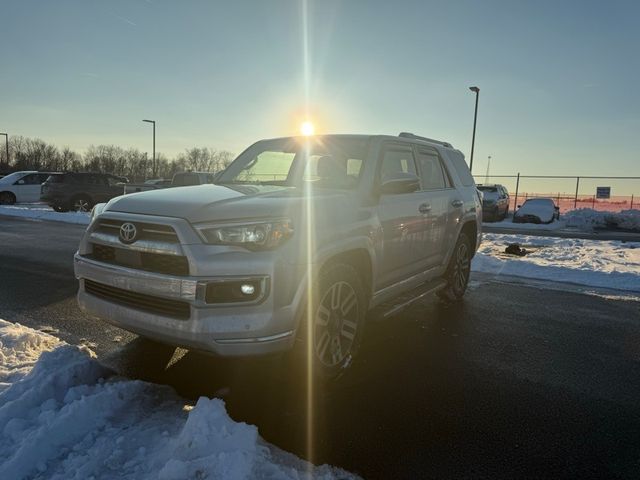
[0,190,17,204]
[320,248,373,300]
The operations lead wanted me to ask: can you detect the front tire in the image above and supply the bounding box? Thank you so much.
[438,232,472,303]
[53,205,69,213]
[0,192,16,205]
[294,263,367,381]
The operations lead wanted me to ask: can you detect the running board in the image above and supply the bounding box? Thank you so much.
[370,278,447,320]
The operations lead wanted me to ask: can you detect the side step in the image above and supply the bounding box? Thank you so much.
[369,278,447,321]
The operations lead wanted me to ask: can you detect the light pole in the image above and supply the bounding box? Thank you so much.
[469,86,480,173]
[142,120,156,177]
[0,133,8,171]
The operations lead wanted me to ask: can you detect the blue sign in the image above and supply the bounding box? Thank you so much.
[596,187,611,199]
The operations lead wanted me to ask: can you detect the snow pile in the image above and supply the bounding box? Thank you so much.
[0,204,90,225]
[473,233,640,292]
[484,215,566,231]
[0,323,61,393]
[0,320,355,480]
[564,209,640,232]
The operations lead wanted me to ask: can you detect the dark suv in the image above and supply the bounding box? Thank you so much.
[41,173,127,212]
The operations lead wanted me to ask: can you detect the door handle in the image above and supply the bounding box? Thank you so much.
[419,203,431,214]
[451,199,464,208]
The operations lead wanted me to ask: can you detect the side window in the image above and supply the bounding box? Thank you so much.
[16,174,40,185]
[449,151,475,187]
[416,150,448,190]
[380,147,416,181]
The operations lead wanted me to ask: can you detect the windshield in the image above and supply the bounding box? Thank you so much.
[0,172,29,184]
[478,186,498,192]
[218,136,369,189]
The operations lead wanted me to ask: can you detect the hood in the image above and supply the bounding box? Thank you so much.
[105,184,347,224]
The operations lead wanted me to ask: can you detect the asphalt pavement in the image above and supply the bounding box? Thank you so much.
[1,215,640,479]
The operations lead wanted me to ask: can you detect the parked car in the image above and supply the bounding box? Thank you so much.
[477,184,510,221]
[124,172,216,194]
[513,198,560,224]
[74,132,482,379]
[0,171,59,204]
[40,172,128,212]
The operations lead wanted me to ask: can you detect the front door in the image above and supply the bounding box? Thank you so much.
[13,173,43,202]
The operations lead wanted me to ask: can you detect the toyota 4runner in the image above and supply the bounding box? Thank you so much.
[74,133,482,378]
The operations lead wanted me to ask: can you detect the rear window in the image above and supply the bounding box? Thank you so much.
[173,173,201,186]
[448,151,475,187]
[46,174,66,184]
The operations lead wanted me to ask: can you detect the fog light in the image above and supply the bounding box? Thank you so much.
[204,279,265,304]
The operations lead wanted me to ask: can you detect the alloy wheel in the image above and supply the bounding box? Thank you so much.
[452,242,470,293]
[73,199,90,212]
[313,280,359,368]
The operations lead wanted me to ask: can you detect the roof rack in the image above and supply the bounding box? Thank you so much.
[398,132,453,148]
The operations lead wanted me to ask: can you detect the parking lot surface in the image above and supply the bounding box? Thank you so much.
[1,215,639,479]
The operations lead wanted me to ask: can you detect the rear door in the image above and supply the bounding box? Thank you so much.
[413,146,458,266]
[375,143,431,289]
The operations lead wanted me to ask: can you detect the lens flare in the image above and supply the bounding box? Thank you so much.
[300,121,315,136]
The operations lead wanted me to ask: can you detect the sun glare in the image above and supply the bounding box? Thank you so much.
[300,120,315,136]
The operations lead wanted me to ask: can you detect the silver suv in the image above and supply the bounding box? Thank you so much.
[74,133,482,378]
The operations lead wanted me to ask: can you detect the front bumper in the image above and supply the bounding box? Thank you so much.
[74,253,304,356]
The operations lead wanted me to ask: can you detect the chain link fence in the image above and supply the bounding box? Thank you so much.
[474,174,639,213]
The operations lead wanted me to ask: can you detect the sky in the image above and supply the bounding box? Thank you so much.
[1,0,639,192]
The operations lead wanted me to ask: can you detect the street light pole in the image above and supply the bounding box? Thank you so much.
[468,86,480,173]
[142,120,156,177]
[0,133,8,171]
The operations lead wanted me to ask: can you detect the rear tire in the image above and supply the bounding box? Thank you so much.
[71,195,92,212]
[292,263,367,382]
[438,232,472,303]
[0,192,16,205]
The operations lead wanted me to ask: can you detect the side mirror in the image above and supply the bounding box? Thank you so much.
[17,179,25,185]
[554,206,560,210]
[380,172,420,194]
[517,204,521,208]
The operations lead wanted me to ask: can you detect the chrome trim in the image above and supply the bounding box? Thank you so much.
[380,279,447,319]
[89,231,183,256]
[372,266,440,303]
[76,255,197,301]
[215,330,294,344]
[75,255,272,308]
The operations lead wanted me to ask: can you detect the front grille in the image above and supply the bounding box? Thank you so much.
[95,220,180,243]
[88,243,190,275]
[84,279,190,320]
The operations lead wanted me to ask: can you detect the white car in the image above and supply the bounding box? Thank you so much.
[513,198,560,224]
[0,171,57,205]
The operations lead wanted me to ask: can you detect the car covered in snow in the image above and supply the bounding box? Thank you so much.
[513,198,560,224]
[74,132,482,379]
[477,184,510,221]
[0,171,59,204]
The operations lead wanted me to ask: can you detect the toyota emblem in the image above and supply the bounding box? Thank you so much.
[119,222,137,244]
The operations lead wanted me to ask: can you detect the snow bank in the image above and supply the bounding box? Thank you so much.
[473,233,640,292]
[564,209,640,232]
[0,204,90,225]
[484,215,567,231]
[0,320,355,480]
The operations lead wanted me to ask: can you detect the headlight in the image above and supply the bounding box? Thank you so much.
[90,203,107,220]
[194,219,293,249]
